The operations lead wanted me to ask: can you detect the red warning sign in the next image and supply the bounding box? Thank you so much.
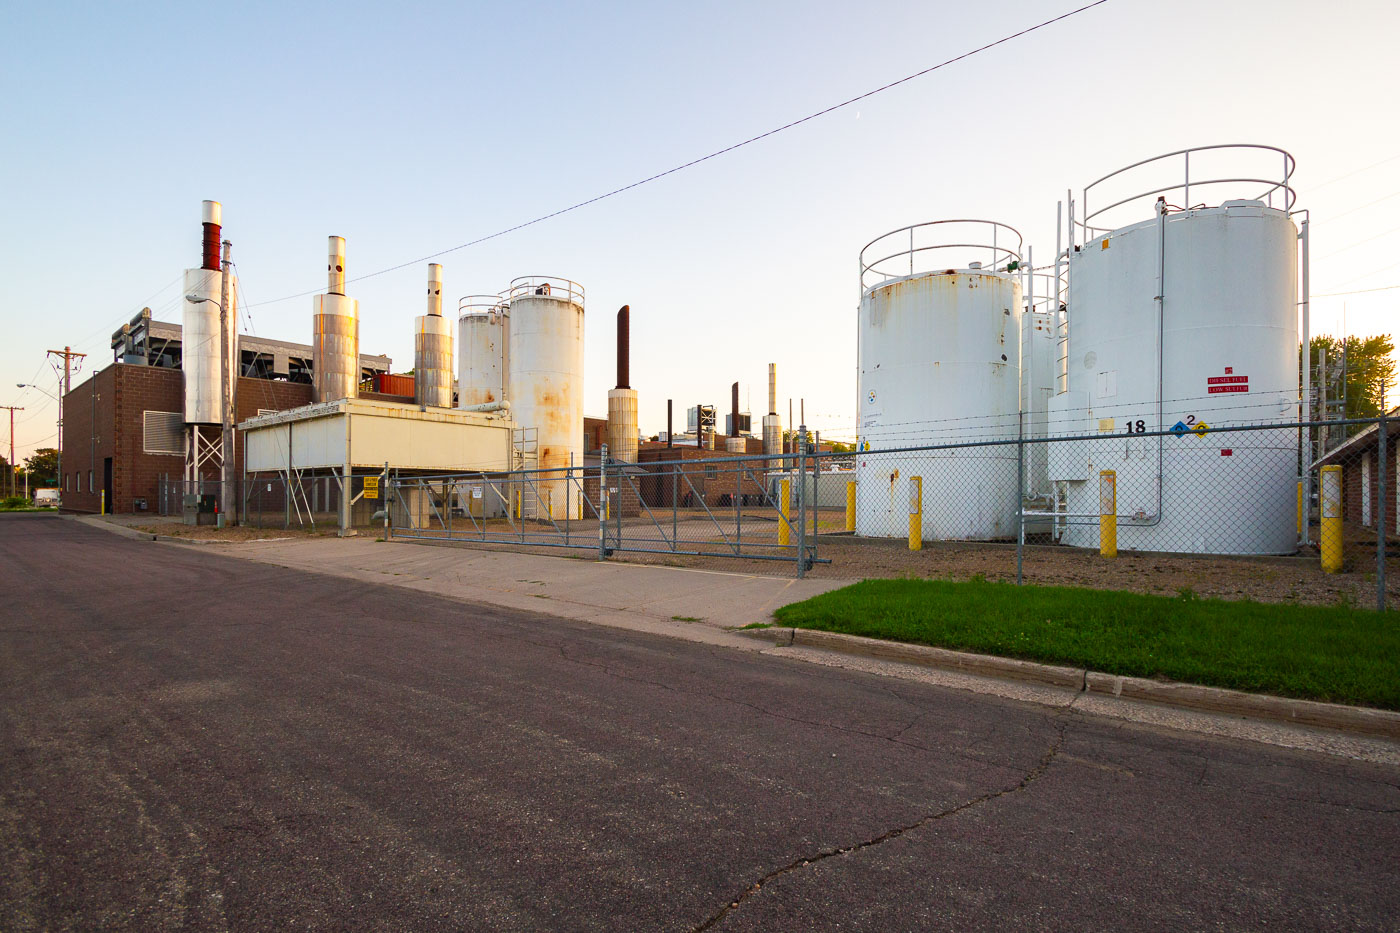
[1207,373,1248,394]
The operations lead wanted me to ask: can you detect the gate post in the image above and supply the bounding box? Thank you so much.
[599,444,610,560]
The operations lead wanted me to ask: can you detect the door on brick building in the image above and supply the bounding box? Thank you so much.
[103,458,113,514]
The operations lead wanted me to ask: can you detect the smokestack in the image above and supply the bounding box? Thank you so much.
[667,399,673,448]
[731,382,740,436]
[426,263,443,316]
[327,236,346,295]
[616,305,630,388]
[768,363,777,415]
[201,201,221,271]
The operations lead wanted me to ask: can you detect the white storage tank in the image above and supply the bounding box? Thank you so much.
[414,263,453,408]
[312,236,360,404]
[458,295,509,409]
[855,221,1024,540]
[506,276,584,519]
[182,200,238,425]
[1048,145,1300,555]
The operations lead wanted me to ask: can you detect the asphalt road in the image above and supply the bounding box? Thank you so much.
[1,516,1396,931]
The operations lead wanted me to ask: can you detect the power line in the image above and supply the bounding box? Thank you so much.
[1312,284,1400,299]
[245,0,1113,309]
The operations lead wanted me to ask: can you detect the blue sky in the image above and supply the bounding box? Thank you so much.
[3,0,1397,459]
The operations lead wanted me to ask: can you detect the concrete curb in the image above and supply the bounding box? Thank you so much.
[66,514,280,545]
[737,627,1400,741]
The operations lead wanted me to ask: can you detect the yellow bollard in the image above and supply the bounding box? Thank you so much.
[1297,480,1303,539]
[513,488,521,520]
[1320,465,1343,573]
[845,480,856,533]
[100,490,106,516]
[778,479,791,547]
[1099,470,1117,558]
[908,476,922,551]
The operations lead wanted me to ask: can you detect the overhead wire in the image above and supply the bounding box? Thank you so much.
[243,0,1113,309]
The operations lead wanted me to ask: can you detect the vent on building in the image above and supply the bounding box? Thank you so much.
[258,409,277,416]
[143,411,184,455]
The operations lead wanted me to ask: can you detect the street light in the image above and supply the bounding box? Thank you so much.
[17,382,56,400]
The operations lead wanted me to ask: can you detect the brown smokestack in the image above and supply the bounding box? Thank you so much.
[616,305,630,389]
[201,201,222,271]
[731,382,740,437]
[667,399,673,448]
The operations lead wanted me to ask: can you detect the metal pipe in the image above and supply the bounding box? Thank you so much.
[459,399,510,413]
[327,236,346,295]
[731,382,739,437]
[201,201,221,272]
[616,305,630,388]
[1300,215,1312,544]
[427,263,442,316]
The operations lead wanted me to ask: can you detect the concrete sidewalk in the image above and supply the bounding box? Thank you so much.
[196,533,849,648]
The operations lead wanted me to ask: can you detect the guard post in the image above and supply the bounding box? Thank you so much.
[846,480,856,532]
[778,478,792,547]
[1320,464,1343,573]
[1099,469,1117,558]
[908,475,922,551]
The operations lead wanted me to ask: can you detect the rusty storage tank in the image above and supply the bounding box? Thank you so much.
[414,263,453,408]
[506,276,584,519]
[312,236,360,403]
[855,220,1023,540]
[458,295,509,409]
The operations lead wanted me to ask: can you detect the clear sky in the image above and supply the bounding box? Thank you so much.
[3,0,1397,460]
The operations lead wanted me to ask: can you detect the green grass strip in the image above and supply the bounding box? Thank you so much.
[774,579,1400,710]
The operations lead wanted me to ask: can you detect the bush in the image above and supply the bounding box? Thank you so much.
[2,496,29,510]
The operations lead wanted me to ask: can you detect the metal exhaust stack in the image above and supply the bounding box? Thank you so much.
[726,381,746,452]
[606,304,638,463]
[762,363,782,456]
[201,200,221,271]
[414,263,453,407]
[312,235,360,403]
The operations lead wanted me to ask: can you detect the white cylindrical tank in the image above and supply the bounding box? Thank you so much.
[182,200,238,425]
[182,267,238,424]
[414,264,453,408]
[507,277,584,519]
[458,297,508,409]
[312,236,360,403]
[855,221,1024,540]
[607,389,639,463]
[1053,199,1298,554]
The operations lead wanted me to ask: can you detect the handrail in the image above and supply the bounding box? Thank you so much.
[457,294,507,316]
[507,275,585,306]
[859,219,1023,295]
[1082,144,1296,234]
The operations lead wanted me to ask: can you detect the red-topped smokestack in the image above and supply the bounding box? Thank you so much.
[616,305,630,389]
[201,201,222,271]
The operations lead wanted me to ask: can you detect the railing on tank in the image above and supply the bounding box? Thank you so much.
[506,276,585,307]
[457,294,508,317]
[859,220,1023,297]
[1080,144,1297,237]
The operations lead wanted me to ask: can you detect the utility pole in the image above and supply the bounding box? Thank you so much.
[218,239,234,528]
[0,406,22,498]
[47,346,86,497]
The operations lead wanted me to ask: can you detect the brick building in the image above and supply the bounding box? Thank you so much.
[1316,408,1399,531]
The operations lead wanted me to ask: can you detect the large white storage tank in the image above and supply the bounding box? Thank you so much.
[1048,145,1300,555]
[458,295,509,409]
[182,200,238,425]
[506,276,584,519]
[855,221,1024,540]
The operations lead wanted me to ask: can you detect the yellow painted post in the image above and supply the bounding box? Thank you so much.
[908,476,922,551]
[1297,480,1304,539]
[1099,469,1117,558]
[513,488,521,520]
[845,480,856,532]
[1320,464,1343,573]
[778,478,791,546]
[100,490,105,516]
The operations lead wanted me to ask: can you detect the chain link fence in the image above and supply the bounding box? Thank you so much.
[269,416,1394,610]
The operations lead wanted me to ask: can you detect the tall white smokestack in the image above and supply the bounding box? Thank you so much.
[312,236,359,402]
[414,263,453,407]
[762,362,782,456]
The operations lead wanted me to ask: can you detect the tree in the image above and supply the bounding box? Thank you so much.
[24,448,58,487]
[1307,334,1397,424]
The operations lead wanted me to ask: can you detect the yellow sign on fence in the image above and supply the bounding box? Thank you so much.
[363,476,380,500]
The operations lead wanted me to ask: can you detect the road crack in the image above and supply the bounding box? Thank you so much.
[691,699,1078,931]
